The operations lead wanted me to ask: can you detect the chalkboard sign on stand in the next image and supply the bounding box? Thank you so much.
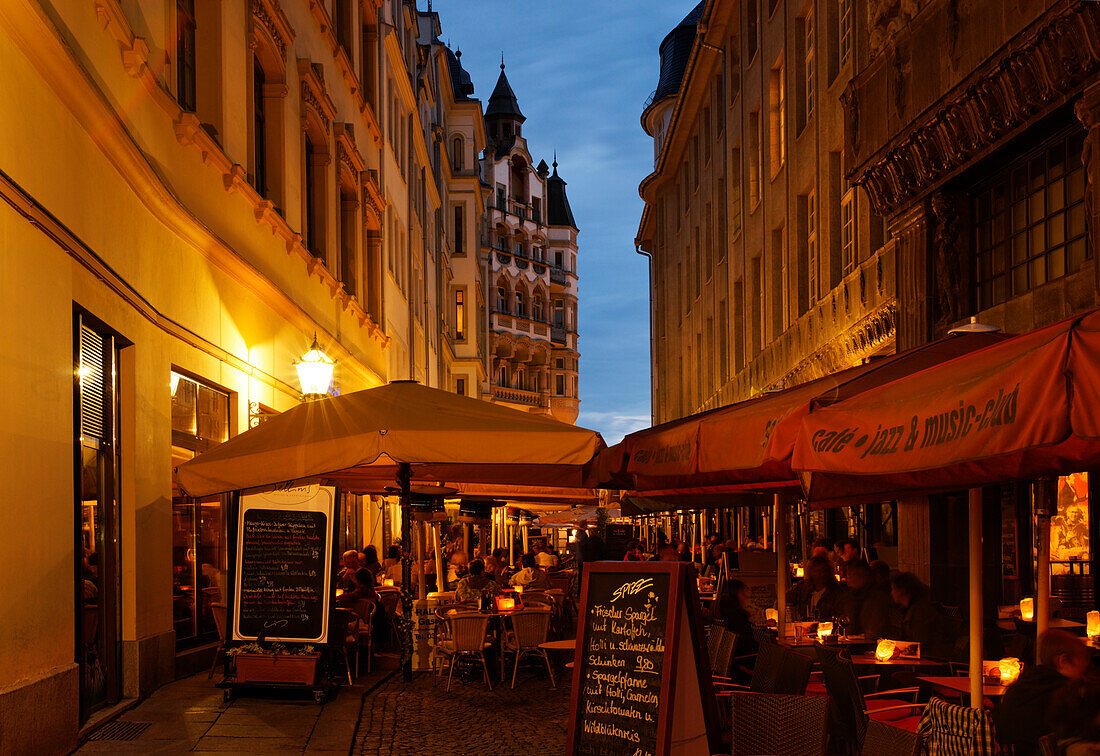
[567,562,719,756]
[232,485,336,644]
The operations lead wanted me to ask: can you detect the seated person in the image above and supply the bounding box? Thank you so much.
[889,572,958,660]
[509,553,551,589]
[447,550,469,588]
[337,550,361,597]
[535,544,559,570]
[713,578,757,659]
[1050,676,1100,756]
[455,559,502,603]
[789,555,848,621]
[842,561,890,639]
[382,545,401,572]
[359,545,381,582]
[622,540,644,561]
[837,538,867,580]
[996,629,1092,755]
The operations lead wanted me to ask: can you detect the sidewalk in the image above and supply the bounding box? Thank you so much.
[75,652,399,755]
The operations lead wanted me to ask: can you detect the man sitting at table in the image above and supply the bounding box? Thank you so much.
[889,572,959,660]
[510,553,551,589]
[789,556,847,621]
[841,561,890,639]
[535,544,558,570]
[995,629,1091,755]
[456,559,502,603]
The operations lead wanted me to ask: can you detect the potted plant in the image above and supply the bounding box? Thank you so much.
[228,641,321,686]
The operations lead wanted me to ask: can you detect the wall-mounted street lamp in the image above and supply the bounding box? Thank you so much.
[295,334,335,400]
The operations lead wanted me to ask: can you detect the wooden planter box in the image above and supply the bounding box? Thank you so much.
[234,653,320,686]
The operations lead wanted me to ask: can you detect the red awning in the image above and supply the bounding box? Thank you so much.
[793,310,1100,506]
[597,332,1006,496]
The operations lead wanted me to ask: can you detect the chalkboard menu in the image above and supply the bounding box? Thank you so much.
[568,562,718,756]
[604,523,636,560]
[233,486,335,644]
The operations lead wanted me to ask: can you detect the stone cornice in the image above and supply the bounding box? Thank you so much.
[250,0,295,65]
[298,58,338,132]
[848,2,1100,218]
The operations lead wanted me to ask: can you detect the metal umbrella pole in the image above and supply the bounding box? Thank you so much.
[398,463,413,682]
[968,488,983,708]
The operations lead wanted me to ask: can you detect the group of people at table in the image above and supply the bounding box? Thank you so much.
[615,532,1100,754]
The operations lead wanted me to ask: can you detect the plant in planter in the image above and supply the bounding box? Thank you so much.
[228,641,321,686]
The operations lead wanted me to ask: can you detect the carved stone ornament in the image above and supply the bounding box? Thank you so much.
[930,192,963,325]
[250,0,295,62]
[855,3,1100,218]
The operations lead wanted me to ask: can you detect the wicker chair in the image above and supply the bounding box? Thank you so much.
[916,696,1006,756]
[729,691,829,756]
[207,603,227,679]
[753,642,813,695]
[814,643,923,756]
[501,608,555,689]
[352,598,375,676]
[377,590,403,645]
[434,612,493,692]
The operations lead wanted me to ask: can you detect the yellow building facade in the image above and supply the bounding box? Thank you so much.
[0,0,491,750]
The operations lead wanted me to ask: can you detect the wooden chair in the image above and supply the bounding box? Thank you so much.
[916,696,1006,755]
[729,691,829,756]
[207,603,227,679]
[434,612,493,692]
[814,643,923,756]
[501,607,555,689]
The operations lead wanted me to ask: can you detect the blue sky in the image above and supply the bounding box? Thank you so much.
[431,0,690,443]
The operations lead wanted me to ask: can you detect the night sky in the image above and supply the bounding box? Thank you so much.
[431,0,691,442]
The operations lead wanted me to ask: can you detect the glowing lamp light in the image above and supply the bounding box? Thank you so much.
[335,588,344,597]
[495,596,516,612]
[295,335,335,398]
[1020,598,1034,621]
[515,585,524,595]
[383,578,394,587]
[795,566,805,578]
[765,608,779,626]
[1087,611,1100,639]
[998,657,1022,685]
[875,639,897,662]
[816,622,834,642]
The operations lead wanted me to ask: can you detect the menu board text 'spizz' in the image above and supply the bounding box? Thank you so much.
[575,572,669,756]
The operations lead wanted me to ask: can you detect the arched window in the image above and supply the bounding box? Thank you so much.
[514,288,526,318]
[533,293,544,322]
[452,136,464,171]
[498,364,508,387]
[496,285,508,312]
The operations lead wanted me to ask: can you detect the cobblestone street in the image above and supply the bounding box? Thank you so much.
[357,668,570,755]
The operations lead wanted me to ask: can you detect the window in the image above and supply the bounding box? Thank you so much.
[455,289,464,339]
[839,0,853,66]
[514,290,525,318]
[553,298,565,327]
[453,205,464,255]
[749,109,761,209]
[496,184,506,211]
[718,302,729,382]
[747,0,759,61]
[252,57,266,197]
[774,226,788,332]
[692,136,700,189]
[769,62,786,171]
[176,0,197,112]
[452,136,464,171]
[532,197,541,224]
[730,147,742,238]
[496,286,507,312]
[554,250,564,268]
[338,184,357,296]
[456,378,466,396]
[305,138,319,255]
[703,108,711,163]
[533,293,544,321]
[499,365,508,387]
[334,0,353,54]
[807,189,819,302]
[170,372,229,653]
[974,130,1088,310]
[555,358,565,369]
[555,374,565,396]
[803,9,815,125]
[841,185,855,275]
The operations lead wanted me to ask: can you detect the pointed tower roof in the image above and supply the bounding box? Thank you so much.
[485,59,526,123]
[547,157,576,229]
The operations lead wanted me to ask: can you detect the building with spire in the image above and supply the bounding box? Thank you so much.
[481,61,581,423]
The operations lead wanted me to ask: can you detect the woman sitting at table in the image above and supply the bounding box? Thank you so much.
[713,578,757,659]
[889,572,959,660]
[456,559,502,603]
[789,556,847,621]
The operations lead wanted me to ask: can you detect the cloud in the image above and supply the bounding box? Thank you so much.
[578,410,652,445]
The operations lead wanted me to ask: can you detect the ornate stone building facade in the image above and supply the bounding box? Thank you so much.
[0,0,499,749]
[482,64,582,423]
[639,0,894,425]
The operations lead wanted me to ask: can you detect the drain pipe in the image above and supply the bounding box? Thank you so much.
[636,243,656,425]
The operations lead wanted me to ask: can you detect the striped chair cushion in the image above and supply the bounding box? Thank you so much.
[917,696,1004,756]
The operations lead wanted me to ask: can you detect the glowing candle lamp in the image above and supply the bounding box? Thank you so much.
[765,608,778,626]
[875,639,897,662]
[998,657,1022,685]
[795,566,805,578]
[515,585,524,595]
[1020,598,1034,621]
[383,578,394,587]
[335,588,344,597]
[496,596,516,612]
[816,622,834,642]
[1087,611,1100,639]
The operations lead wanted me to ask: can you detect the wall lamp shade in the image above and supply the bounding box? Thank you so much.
[295,336,335,398]
[948,316,1001,335]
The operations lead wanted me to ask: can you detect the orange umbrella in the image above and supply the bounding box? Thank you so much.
[175,381,605,497]
[793,309,1100,505]
[597,332,1005,496]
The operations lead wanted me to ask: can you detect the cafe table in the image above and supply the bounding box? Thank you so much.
[778,634,873,649]
[446,605,523,681]
[995,617,1085,632]
[849,653,949,669]
[917,675,1007,702]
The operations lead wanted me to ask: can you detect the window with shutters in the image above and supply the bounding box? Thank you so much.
[176,0,197,112]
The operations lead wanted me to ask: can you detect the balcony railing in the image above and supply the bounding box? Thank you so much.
[551,326,567,344]
[491,384,547,407]
[550,267,567,285]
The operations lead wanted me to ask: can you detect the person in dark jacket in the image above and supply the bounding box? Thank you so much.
[842,561,890,639]
[714,578,758,658]
[995,629,1091,755]
[789,556,848,621]
[889,572,958,660]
